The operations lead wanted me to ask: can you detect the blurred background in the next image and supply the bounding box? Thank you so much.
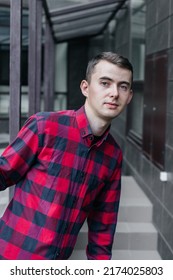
[0,0,173,260]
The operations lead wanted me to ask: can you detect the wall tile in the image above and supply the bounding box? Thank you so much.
[146,0,157,29]
[158,233,173,259]
[161,208,173,252]
[163,180,173,216]
[165,146,173,172]
[141,155,153,187]
[156,19,169,52]
[168,49,173,80]
[171,0,173,16]
[158,0,170,22]
[166,114,173,148]
[151,165,164,203]
[167,82,173,114]
[169,16,173,47]
[152,193,164,231]
[146,27,157,54]
[146,19,169,54]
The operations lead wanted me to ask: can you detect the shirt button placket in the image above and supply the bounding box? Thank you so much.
[80,171,85,183]
[72,197,76,207]
[54,249,60,259]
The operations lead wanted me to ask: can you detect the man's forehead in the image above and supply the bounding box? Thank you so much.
[94,61,132,79]
[95,60,129,72]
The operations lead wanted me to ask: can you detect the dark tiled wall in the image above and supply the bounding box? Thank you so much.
[111,0,173,259]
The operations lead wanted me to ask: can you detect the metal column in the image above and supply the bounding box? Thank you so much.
[9,0,22,143]
[43,18,55,111]
[9,0,22,199]
[28,0,42,116]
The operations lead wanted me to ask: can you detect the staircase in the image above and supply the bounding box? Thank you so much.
[70,176,161,260]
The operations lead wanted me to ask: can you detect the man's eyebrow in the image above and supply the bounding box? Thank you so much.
[100,77,131,86]
[118,81,131,86]
[99,76,113,81]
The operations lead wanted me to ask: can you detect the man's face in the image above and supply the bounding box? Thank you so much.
[80,60,133,123]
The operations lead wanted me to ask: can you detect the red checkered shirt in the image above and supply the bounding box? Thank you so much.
[0,106,122,260]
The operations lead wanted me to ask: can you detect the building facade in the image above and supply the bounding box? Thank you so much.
[0,0,173,259]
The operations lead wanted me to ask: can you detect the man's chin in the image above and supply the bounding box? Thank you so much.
[104,108,121,118]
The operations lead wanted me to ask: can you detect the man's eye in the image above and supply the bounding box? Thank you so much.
[101,81,109,87]
[119,84,128,91]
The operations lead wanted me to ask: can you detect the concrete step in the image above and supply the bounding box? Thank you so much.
[114,222,158,250]
[0,189,9,217]
[69,249,161,260]
[119,176,153,223]
[73,221,158,251]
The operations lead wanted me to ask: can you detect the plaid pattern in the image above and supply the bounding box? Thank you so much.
[0,106,122,260]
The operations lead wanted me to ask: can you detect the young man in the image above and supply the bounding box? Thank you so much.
[0,52,133,260]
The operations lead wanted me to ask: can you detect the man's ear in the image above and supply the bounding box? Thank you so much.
[80,80,89,98]
[127,89,133,104]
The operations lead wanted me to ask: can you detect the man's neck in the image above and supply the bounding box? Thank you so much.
[84,103,111,136]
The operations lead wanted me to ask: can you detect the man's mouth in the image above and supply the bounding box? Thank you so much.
[104,102,119,109]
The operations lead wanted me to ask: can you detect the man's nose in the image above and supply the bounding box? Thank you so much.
[110,84,119,97]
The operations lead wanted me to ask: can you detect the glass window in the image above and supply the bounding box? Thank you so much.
[131,0,146,81]
[127,0,146,145]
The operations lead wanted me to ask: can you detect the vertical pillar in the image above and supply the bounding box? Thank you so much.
[28,0,42,116]
[44,18,55,111]
[9,0,22,143]
[49,29,55,111]
[9,0,22,199]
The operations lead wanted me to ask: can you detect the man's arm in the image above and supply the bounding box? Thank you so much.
[0,115,39,190]
[86,151,122,260]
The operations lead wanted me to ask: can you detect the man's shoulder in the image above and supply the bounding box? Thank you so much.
[30,110,77,134]
[35,109,76,122]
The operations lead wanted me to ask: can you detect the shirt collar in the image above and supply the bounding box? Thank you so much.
[76,106,110,146]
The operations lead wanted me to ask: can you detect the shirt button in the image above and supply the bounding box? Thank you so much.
[89,135,94,141]
[63,225,68,233]
[72,198,76,206]
[54,250,60,259]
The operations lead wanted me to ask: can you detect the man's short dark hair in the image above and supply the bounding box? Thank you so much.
[86,52,133,86]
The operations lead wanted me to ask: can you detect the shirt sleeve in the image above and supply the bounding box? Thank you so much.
[0,115,39,190]
[86,150,122,260]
